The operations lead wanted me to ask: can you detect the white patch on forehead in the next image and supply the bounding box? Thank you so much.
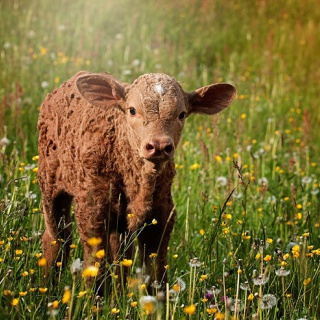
[154,83,166,96]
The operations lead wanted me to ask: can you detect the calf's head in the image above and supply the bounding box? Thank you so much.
[76,72,236,165]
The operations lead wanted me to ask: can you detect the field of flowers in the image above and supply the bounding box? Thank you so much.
[0,0,319,319]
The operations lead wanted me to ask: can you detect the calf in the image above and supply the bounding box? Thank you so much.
[38,71,236,290]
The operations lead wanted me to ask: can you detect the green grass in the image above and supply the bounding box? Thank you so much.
[0,0,319,319]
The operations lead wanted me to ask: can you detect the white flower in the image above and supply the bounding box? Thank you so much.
[232,191,243,199]
[260,294,277,310]
[189,257,202,267]
[275,268,290,277]
[253,274,269,286]
[70,258,83,274]
[216,176,227,186]
[41,81,49,89]
[301,176,312,184]
[258,177,268,186]
[311,189,319,195]
[0,137,10,146]
[132,59,140,67]
[139,295,157,314]
[4,42,11,49]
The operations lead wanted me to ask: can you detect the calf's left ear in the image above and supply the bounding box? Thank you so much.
[188,83,236,115]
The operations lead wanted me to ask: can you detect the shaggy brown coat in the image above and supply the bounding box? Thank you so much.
[38,71,236,290]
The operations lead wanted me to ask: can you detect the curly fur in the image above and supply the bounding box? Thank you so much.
[38,71,236,291]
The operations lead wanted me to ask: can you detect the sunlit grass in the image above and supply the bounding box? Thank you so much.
[0,0,319,318]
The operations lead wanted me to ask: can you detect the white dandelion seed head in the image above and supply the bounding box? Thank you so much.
[41,81,49,89]
[275,268,290,277]
[70,258,83,274]
[301,176,312,184]
[230,299,244,312]
[253,274,269,286]
[0,137,10,147]
[258,177,268,186]
[260,294,277,310]
[139,295,157,312]
[132,59,140,67]
[216,176,228,186]
[189,257,202,267]
[176,277,186,292]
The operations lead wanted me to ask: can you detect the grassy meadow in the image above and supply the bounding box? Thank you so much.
[0,0,319,319]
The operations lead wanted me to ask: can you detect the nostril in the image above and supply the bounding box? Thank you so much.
[164,144,174,155]
[146,143,155,152]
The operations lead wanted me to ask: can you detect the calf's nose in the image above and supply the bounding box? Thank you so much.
[144,137,175,159]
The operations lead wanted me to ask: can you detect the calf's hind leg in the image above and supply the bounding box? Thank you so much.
[42,192,73,271]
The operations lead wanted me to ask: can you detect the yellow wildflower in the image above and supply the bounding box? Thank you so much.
[122,259,133,267]
[95,249,105,259]
[11,298,19,306]
[82,266,99,278]
[87,237,102,247]
[184,304,196,315]
[38,257,47,267]
[62,287,71,304]
[264,255,272,262]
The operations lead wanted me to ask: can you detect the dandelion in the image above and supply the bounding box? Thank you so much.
[77,291,87,298]
[264,255,272,262]
[111,307,120,314]
[52,300,59,308]
[39,287,48,293]
[215,155,223,162]
[183,304,196,315]
[0,137,10,146]
[266,238,273,244]
[131,301,138,307]
[62,287,71,304]
[70,258,82,273]
[19,291,28,297]
[301,176,312,184]
[15,249,23,255]
[303,278,311,286]
[189,257,202,267]
[11,298,19,306]
[253,274,269,286]
[260,294,277,310]
[139,296,157,315]
[216,176,227,186]
[258,177,268,186]
[95,249,105,259]
[173,277,186,293]
[82,266,99,278]
[291,245,300,258]
[22,271,29,277]
[122,259,133,267]
[87,237,102,247]
[38,257,47,267]
[275,268,290,277]
[190,163,200,170]
[151,219,157,225]
[215,312,225,319]
[240,282,250,291]
[200,229,205,235]
[200,274,208,281]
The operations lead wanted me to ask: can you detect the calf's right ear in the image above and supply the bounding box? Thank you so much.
[76,73,127,109]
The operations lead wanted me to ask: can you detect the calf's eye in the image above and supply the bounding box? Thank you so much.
[129,107,136,116]
[178,112,186,120]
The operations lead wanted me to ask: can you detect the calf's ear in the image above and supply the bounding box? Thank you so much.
[188,83,236,115]
[76,73,127,109]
